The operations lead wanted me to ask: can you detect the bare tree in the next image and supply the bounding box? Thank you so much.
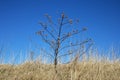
[36,13,93,73]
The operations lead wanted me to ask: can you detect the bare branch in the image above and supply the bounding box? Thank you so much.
[58,47,80,58]
[62,21,70,26]
[44,14,58,33]
[58,13,64,37]
[60,28,87,44]
[36,31,55,50]
[39,22,57,41]
[62,19,72,25]
[57,51,73,58]
[79,42,93,57]
[62,42,93,64]
[59,39,90,52]
[40,48,54,58]
[44,14,57,26]
[44,14,53,23]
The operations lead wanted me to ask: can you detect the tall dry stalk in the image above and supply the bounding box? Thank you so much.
[36,12,93,73]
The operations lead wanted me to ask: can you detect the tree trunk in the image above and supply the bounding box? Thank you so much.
[54,48,58,73]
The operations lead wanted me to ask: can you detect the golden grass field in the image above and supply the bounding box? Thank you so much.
[0,47,120,80]
[0,59,120,80]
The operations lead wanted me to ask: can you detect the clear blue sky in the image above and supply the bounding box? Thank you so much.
[0,0,120,59]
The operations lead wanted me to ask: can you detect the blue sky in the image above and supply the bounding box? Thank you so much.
[0,0,120,62]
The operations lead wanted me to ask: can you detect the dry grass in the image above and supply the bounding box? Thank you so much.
[0,46,120,80]
[0,60,120,80]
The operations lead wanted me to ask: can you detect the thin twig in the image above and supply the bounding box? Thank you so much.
[59,39,89,52]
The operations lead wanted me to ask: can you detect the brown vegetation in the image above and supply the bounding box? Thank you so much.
[0,58,120,80]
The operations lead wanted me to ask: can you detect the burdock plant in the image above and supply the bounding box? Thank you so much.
[36,12,93,73]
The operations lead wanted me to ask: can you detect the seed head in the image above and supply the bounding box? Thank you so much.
[82,27,87,31]
[76,19,80,23]
[61,13,64,18]
[69,19,73,24]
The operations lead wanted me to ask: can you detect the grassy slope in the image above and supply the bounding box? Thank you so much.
[0,60,120,80]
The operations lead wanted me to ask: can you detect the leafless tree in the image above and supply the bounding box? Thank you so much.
[36,13,93,73]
